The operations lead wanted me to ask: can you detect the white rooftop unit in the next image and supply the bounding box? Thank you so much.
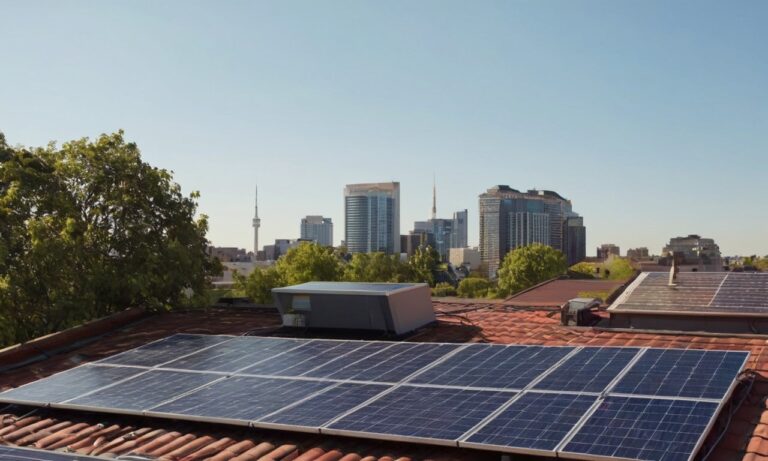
[271,282,436,335]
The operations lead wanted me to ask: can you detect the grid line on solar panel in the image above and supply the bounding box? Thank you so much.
[146,375,334,425]
[533,347,641,393]
[235,339,372,377]
[60,370,225,414]
[560,396,719,461]
[0,445,106,460]
[611,349,749,400]
[406,344,575,390]
[460,391,597,454]
[0,364,146,406]
[97,333,234,367]
[157,336,305,373]
[323,385,515,445]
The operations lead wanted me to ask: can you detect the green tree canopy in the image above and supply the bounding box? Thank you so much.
[0,131,218,346]
[457,277,492,298]
[496,244,567,296]
[234,267,284,304]
[407,245,440,286]
[275,242,343,285]
[344,252,406,282]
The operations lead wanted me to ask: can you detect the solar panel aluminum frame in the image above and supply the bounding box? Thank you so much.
[555,350,749,461]
[0,445,109,461]
[608,272,768,318]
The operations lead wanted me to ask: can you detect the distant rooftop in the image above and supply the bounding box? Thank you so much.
[272,281,424,295]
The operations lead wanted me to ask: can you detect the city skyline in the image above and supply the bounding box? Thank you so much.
[2,1,766,256]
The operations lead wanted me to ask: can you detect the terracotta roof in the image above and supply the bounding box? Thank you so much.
[503,278,627,307]
[1,303,767,461]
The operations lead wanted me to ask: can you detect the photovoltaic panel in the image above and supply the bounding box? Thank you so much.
[300,342,393,378]
[326,385,514,443]
[312,342,460,383]
[160,336,303,373]
[148,376,332,424]
[408,345,574,389]
[259,383,389,429]
[0,445,105,460]
[64,370,222,412]
[534,347,640,393]
[612,349,749,399]
[0,365,143,405]
[561,396,719,461]
[464,392,597,453]
[237,340,366,376]
[710,273,768,311]
[98,333,232,367]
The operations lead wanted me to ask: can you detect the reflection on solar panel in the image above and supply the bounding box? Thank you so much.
[534,347,639,393]
[149,376,332,425]
[273,281,416,293]
[260,383,389,429]
[562,397,719,461]
[610,272,768,314]
[99,333,232,367]
[463,392,596,453]
[0,335,749,461]
[64,370,222,413]
[612,349,748,399]
[0,365,143,405]
[408,344,573,389]
[326,385,514,443]
[0,445,104,460]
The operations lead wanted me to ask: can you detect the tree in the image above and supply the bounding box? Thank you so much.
[275,242,343,285]
[496,244,567,296]
[432,282,457,297]
[457,277,492,298]
[602,257,636,280]
[569,261,596,279]
[406,246,441,286]
[344,252,406,282]
[234,267,284,304]
[0,131,218,346]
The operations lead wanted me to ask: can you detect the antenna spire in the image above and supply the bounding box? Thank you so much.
[431,175,437,220]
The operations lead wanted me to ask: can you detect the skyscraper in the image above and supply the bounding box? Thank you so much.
[344,182,400,254]
[479,186,586,276]
[451,209,468,249]
[252,185,260,255]
[300,216,333,246]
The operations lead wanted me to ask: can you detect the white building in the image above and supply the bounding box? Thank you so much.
[300,216,333,246]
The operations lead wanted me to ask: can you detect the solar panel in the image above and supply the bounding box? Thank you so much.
[711,273,768,310]
[63,370,223,413]
[305,342,460,382]
[0,445,104,460]
[408,345,574,389]
[0,365,144,405]
[98,333,232,367]
[463,392,597,454]
[237,340,366,376]
[325,385,514,444]
[159,336,303,373]
[300,342,393,378]
[561,396,719,461]
[273,281,416,294]
[259,383,389,430]
[147,376,332,425]
[612,349,749,399]
[533,347,640,393]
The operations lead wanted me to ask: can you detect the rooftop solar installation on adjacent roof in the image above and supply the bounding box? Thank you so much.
[272,281,418,295]
[0,445,105,460]
[610,272,768,315]
[0,334,749,461]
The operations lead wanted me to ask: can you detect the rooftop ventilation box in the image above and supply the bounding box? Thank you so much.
[272,282,436,335]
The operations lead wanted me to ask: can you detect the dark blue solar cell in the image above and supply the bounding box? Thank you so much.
[316,342,460,382]
[99,334,233,367]
[327,385,514,441]
[465,392,596,451]
[301,342,393,378]
[563,396,718,461]
[237,340,367,376]
[0,365,143,405]
[149,376,332,423]
[710,273,768,310]
[534,347,640,393]
[409,345,574,389]
[613,349,748,399]
[0,445,104,460]
[160,337,304,373]
[260,383,389,428]
[66,370,222,411]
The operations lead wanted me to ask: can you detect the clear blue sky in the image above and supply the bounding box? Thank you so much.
[2,1,766,256]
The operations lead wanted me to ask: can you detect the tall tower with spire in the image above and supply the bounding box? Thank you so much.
[252,185,261,256]
[431,175,437,220]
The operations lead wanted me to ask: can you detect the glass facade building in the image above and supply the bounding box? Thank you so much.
[344,182,400,254]
[300,216,333,246]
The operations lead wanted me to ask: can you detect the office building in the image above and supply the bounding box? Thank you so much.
[478,185,586,276]
[449,247,481,270]
[344,182,400,254]
[451,209,468,249]
[662,235,722,267]
[597,243,621,259]
[300,216,333,246]
[627,247,651,260]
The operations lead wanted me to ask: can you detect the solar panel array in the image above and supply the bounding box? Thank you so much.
[610,272,768,314]
[0,334,748,461]
[0,445,104,460]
